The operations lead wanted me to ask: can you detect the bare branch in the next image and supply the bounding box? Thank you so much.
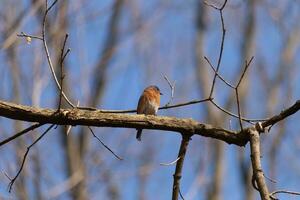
[264,174,277,184]
[204,1,256,134]
[0,123,44,147]
[204,56,235,89]
[236,57,254,87]
[210,100,265,123]
[235,89,243,130]
[203,1,219,10]
[17,1,74,108]
[46,0,58,12]
[7,124,54,192]
[234,57,254,131]
[172,134,191,200]
[261,100,300,129]
[0,98,299,147]
[62,48,71,62]
[96,98,212,113]
[179,188,185,200]
[160,98,211,110]
[204,0,228,10]
[270,190,300,200]
[42,0,75,108]
[206,0,228,98]
[163,75,176,106]
[88,127,123,160]
[160,156,181,166]
[17,32,43,41]
[249,128,270,200]
[58,34,70,111]
[0,100,249,146]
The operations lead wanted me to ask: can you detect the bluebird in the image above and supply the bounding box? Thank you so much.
[136,85,162,141]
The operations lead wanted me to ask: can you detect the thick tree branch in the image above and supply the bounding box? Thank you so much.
[262,100,300,128]
[0,100,248,146]
[249,128,270,200]
[1,99,300,149]
[172,134,191,200]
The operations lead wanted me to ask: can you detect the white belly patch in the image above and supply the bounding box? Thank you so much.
[144,100,158,115]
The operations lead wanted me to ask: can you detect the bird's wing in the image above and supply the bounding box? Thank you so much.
[137,94,147,114]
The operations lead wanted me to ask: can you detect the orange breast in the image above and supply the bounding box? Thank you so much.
[137,89,160,115]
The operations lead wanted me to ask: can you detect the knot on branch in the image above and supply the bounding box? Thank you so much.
[181,132,193,140]
[54,109,71,119]
[173,174,182,180]
[255,122,264,133]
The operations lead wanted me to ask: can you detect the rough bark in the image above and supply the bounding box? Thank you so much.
[0,100,249,146]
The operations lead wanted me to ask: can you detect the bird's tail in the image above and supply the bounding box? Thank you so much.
[136,129,142,141]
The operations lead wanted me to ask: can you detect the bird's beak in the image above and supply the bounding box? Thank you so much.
[160,92,163,95]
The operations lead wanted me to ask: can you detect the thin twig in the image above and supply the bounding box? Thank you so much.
[7,124,54,192]
[42,0,75,108]
[58,34,69,111]
[62,48,71,62]
[264,174,277,184]
[75,97,211,112]
[97,98,212,113]
[179,188,185,200]
[204,56,235,89]
[204,0,228,10]
[160,156,181,166]
[172,134,191,200]
[88,127,123,160]
[66,101,80,136]
[204,1,256,129]
[235,89,243,130]
[160,98,211,110]
[236,57,254,87]
[0,123,44,147]
[17,32,43,40]
[46,0,58,12]
[234,57,254,130]
[18,1,74,108]
[19,0,74,108]
[163,75,176,106]
[206,0,228,98]
[203,1,220,10]
[210,100,265,123]
[270,190,300,200]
